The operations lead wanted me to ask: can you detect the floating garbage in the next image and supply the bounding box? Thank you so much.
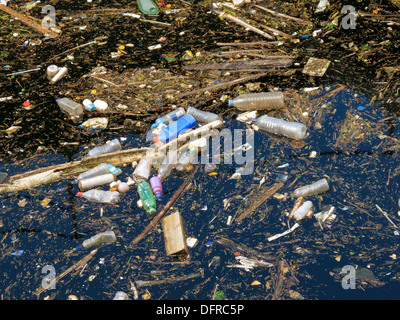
[162,211,188,259]
[252,115,307,140]
[87,138,122,157]
[291,178,329,198]
[81,231,117,249]
[77,189,120,204]
[228,91,285,111]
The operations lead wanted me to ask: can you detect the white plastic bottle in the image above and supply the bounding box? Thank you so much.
[292,201,313,221]
[81,231,117,249]
[291,178,329,198]
[50,66,68,83]
[187,107,220,123]
[87,138,122,157]
[46,65,59,80]
[228,91,285,111]
[78,173,116,191]
[82,99,96,111]
[77,189,120,203]
[252,115,307,140]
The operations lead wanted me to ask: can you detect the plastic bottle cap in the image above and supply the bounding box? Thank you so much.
[228,99,233,107]
[153,136,160,143]
[156,194,162,200]
[77,192,82,197]
[56,98,60,102]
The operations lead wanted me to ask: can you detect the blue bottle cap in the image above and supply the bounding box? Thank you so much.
[228,99,233,107]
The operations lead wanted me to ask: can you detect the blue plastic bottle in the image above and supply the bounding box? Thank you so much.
[153,114,196,144]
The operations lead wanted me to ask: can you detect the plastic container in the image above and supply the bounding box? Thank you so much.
[113,292,129,300]
[50,66,68,83]
[149,176,163,200]
[77,189,120,203]
[76,163,121,182]
[132,157,152,181]
[80,117,109,129]
[82,99,95,111]
[158,151,178,181]
[152,107,185,128]
[252,115,307,140]
[228,91,285,111]
[187,107,220,123]
[291,178,329,198]
[292,201,313,220]
[87,138,122,157]
[153,114,196,144]
[46,65,59,80]
[81,231,117,249]
[94,99,108,111]
[78,173,115,191]
[56,97,84,119]
[137,181,157,215]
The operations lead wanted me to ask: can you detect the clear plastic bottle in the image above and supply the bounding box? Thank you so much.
[152,107,186,128]
[81,231,117,249]
[149,176,163,200]
[132,157,152,181]
[291,178,329,198]
[78,173,116,191]
[228,91,285,111]
[87,138,122,157]
[187,107,220,123]
[292,201,313,221]
[158,151,178,181]
[252,115,307,140]
[76,163,121,182]
[77,189,120,203]
[137,181,157,215]
[56,97,84,119]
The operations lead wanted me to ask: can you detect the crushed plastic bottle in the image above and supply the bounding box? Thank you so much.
[228,91,285,111]
[77,189,120,203]
[187,107,220,123]
[149,176,163,200]
[291,178,329,198]
[132,157,152,181]
[81,231,117,249]
[252,115,307,140]
[137,181,157,215]
[152,107,186,128]
[158,151,178,181]
[87,138,122,157]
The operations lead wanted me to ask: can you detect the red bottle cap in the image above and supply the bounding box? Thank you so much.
[77,192,82,197]
[22,101,31,108]
[153,136,159,143]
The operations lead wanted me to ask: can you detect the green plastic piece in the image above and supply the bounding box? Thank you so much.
[137,181,157,215]
[137,0,159,15]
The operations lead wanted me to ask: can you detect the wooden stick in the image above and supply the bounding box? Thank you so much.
[0,4,59,38]
[216,41,282,46]
[175,72,270,99]
[127,166,198,249]
[215,10,274,39]
[253,4,312,25]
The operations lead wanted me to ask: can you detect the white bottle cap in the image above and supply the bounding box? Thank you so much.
[94,99,108,111]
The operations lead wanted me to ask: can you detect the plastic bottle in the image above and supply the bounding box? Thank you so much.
[153,114,196,144]
[81,231,117,249]
[252,115,307,140]
[228,91,285,111]
[158,151,178,181]
[175,148,195,172]
[87,138,122,157]
[82,98,96,111]
[46,65,59,80]
[113,292,129,300]
[50,66,68,83]
[187,107,220,123]
[78,173,116,191]
[152,107,186,128]
[56,97,84,119]
[291,178,329,198]
[77,189,120,203]
[76,163,121,182]
[292,201,313,221]
[137,181,157,215]
[149,176,163,200]
[132,157,152,181]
